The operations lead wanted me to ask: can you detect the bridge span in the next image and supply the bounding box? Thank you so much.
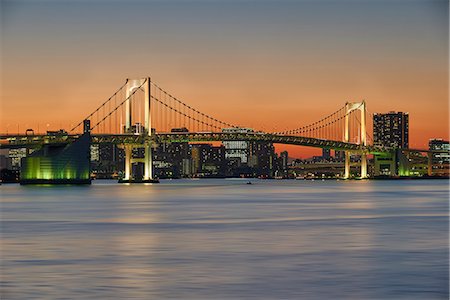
[1,77,435,183]
[1,132,387,154]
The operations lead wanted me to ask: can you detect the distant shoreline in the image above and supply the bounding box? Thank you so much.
[2,176,449,185]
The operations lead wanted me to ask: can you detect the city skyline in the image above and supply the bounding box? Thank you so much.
[1,0,448,158]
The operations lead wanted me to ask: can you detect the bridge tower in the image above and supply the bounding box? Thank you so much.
[344,101,367,179]
[122,77,155,182]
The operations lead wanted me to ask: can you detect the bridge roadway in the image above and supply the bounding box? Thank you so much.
[1,132,389,154]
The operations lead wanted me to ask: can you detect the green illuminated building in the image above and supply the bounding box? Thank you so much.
[20,133,91,184]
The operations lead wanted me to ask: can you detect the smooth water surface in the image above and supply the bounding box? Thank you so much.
[1,179,449,299]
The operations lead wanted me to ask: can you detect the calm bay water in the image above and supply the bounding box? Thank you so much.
[1,179,448,299]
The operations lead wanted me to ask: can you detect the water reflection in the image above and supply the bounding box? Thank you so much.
[1,179,448,299]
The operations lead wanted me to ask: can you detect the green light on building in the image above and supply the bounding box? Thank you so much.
[20,134,91,184]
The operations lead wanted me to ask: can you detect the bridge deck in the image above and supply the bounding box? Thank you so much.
[0,132,406,154]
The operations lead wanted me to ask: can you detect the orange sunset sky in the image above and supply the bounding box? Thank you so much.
[1,0,448,158]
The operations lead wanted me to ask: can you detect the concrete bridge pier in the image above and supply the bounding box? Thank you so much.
[143,142,153,181]
[344,151,351,179]
[361,152,367,178]
[123,144,132,181]
[343,151,368,179]
[119,142,157,183]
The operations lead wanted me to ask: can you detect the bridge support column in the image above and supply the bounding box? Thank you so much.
[143,143,153,181]
[344,151,350,179]
[343,100,367,180]
[124,145,132,180]
[143,77,155,182]
[361,152,367,178]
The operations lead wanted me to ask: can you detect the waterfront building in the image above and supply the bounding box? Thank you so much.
[191,143,226,177]
[429,139,450,176]
[152,127,191,178]
[20,133,91,184]
[429,139,450,164]
[153,141,190,179]
[8,148,27,170]
[248,141,276,177]
[373,111,409,148]
[222,128,254,164]
[280,150,289,176]
[90,144,100,162]
[181,158,192,177]
[90,143,124,178]
[191,146,201,174]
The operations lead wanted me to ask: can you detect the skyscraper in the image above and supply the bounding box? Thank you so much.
[248,141,276,177]
[280,151,289,177]
[190,144,226,177]
[222,128,253,164]
[373,112,409,148]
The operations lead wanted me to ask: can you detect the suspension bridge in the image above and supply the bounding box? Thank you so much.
[1,77,425,183]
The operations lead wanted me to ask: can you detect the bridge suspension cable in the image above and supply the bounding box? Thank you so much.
[69,79,129,133]
[78,78,242,134]
[150,82,240,130]
[273,102,367,144]
[150,95,223,131]
[69,76,369,143]
[274,105,346,136]
[89,79,148,132]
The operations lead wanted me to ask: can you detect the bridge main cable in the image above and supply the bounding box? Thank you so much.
[70,79,129,133]
[150,95,223,131]
[274,105,346,136]
[150,81,240,130]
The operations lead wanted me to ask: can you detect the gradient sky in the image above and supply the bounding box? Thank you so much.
[1,0,448,158]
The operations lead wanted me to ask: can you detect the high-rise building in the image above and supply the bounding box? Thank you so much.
[280,151,289,169]
[90,144,100,162]
[280,151,289,177]
[373,111,409,148]
[222,128,253,164]
[191,143,226,176]
[248,141,276,177]
[153,129,191,178]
